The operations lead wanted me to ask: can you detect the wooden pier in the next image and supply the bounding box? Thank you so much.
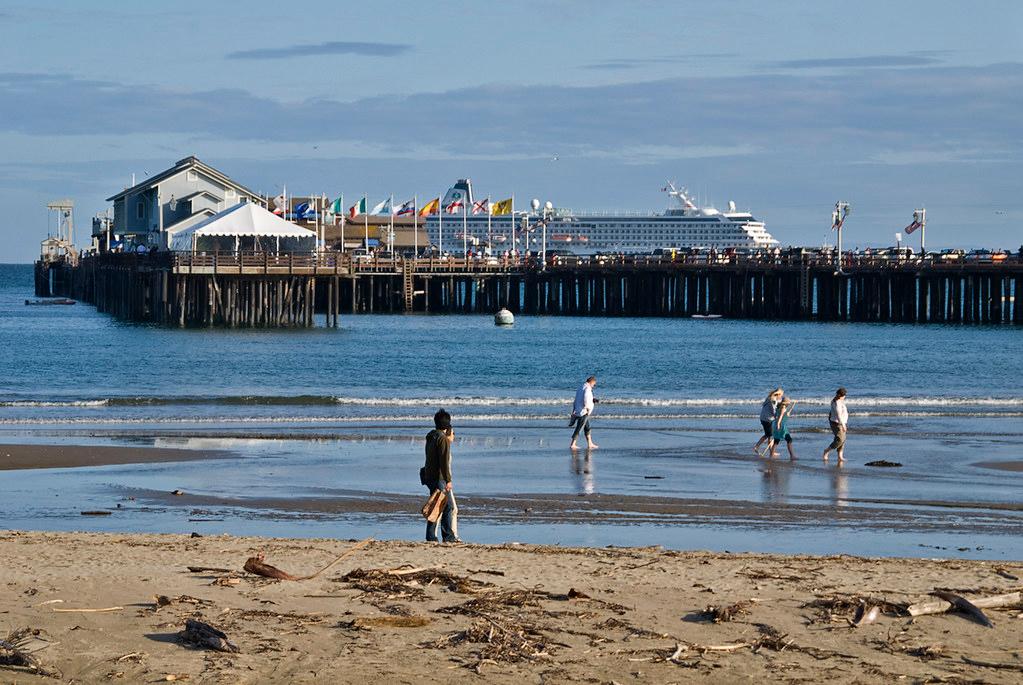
[35,252,1023,326]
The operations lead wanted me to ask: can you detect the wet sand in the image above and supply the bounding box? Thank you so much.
[0,443,225,471]
[1,530,1021,684]
[974,460,1023,473]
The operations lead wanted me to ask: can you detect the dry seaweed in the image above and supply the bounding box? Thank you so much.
[802,594,903,624]
[0,628,60,678]
[338,567,492,598]
[698,600,755,623]
[341,615,431,629]
[421,616,553,665]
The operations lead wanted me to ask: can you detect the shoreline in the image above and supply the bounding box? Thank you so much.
[0,442,227,470]
[0,530,1021,684]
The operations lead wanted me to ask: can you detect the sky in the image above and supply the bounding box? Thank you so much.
[1,0,1021,261]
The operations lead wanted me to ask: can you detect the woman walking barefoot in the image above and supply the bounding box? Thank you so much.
[754,388,783,456]
[768,398,797,460]
[822,388,849,462]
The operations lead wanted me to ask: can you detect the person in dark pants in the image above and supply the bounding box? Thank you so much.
[569,376,599,450]
[422,408,460,543]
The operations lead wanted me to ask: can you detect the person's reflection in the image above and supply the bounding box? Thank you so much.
[759,462,791,503]
[830,462,848,506]
[572,450,595,495]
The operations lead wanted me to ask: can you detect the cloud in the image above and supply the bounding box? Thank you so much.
[0,63,1019,169]
[226,41,410,60]
[581,54,736,70]
[770,55,942,69]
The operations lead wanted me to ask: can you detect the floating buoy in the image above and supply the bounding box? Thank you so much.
[494,308,514,326]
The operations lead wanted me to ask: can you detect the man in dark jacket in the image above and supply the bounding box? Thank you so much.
[423,408,460,543]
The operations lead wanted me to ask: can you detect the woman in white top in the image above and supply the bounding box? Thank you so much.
[753,388,783,456]
[822,387,848,462]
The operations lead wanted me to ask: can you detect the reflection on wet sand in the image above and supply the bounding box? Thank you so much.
[831,463,848,506]
[572,450,595,495]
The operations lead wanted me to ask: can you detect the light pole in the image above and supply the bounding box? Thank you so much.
[832,201,851,274]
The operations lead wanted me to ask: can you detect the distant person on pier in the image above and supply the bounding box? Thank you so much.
[822,388,849,462]
[422,409,461,543]
[768,398,797,460]
[754,388,784,456]
[569,376,599,451]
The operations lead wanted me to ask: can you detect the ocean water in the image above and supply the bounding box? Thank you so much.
[2,263,1022,557]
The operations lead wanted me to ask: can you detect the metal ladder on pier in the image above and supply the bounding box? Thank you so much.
[402,260,414,312]
[799,261,811,315]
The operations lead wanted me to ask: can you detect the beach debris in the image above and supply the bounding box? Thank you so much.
[212,577,240,587]
[961,655,1023,672]
[177,619,239,653]
[341,615,431,630]
[698,599,755,623]
[468,568,506,577]
[186,566,234,574]
[171,490,184,496]
[567,588,590,599]
[864,460,902,467]
[422,616,553,666]
[339,566,492,597]
[912,592,998,629]
[993,567,1020,581]
[79,510,112,516]
[849,604,881,627]
[802,594,903,624]
[164,675,191,681]
[0,628,60,678]
[243,537,373,581]
[907,591,1019,621]
[52,606,123,613]
[33,599,63,607]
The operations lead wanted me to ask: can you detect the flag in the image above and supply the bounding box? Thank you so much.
[348,197,367,219]
[329,196,344,215]
[272,194,286,215]
[445,198,464,214]
[492,198,513,216]
[831,211,844,231]
[396,199,416,216]
[293,202,310,218]
[370,198,390,215]
[905,220,922,234]
[418,197,440,216]
[472,198,490,215]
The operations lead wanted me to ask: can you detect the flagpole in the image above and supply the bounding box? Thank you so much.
[487,195,492,253]
[511,194,516,259]
[389,193,394,253]
[439,199,443,255]
[413,195,418,258]
[363,193,368,251]
[462,202,467,257]
[340,192,345,253]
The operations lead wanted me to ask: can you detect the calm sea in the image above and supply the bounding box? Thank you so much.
[2,263,1021,557]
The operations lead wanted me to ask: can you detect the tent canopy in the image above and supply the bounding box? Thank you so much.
[169,202,316,252]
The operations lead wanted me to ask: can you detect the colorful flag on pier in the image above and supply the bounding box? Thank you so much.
[905,219,922,234]
[329,196,344,215]
[370,198,391,215]
[348,197,367,219]
[272,194,286,215]
[445,198,464,214]
[492,198,513,215]
[831,212,845,231]
[472,198,490,215]
[419,197,440,216]
[396,199,416,215]
[293,202,310,218]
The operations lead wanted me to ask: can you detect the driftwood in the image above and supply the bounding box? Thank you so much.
[961,655,1023,671]
[186,566,234,574]
[52,606,123,613]
[244,537,373,581]
[928,591,995,627]
[907,591,1019,622]
[849,604,880,627]
[177,619,239,653]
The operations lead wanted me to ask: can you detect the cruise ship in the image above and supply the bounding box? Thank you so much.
[425,179,779,255]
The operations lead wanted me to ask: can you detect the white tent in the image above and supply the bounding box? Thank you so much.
[168,201,316,253]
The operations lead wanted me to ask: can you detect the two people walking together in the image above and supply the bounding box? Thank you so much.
[754,387,849,461]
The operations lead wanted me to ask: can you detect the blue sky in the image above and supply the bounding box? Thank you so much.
[2,0,1021,261]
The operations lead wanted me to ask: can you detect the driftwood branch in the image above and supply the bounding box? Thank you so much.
[244,537,373,581]
[178,619,239,653]
[925,591,997,628]
[907,591,1019,621]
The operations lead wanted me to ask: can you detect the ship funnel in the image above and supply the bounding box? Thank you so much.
[442,179,473,211]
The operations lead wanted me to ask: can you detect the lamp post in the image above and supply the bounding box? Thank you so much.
[832,201,851,274]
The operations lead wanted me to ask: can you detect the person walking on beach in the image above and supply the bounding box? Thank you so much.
[754,388,784,456]
[422,409,461,543]
[822,388,849,462]
[768,398,797,460]
[569,376,599,450]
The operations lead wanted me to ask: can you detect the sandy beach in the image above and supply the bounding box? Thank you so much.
[1,531,1021,683]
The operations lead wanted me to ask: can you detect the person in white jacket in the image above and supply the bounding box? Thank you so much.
[569,376,598,451]
[822,387,849,462]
